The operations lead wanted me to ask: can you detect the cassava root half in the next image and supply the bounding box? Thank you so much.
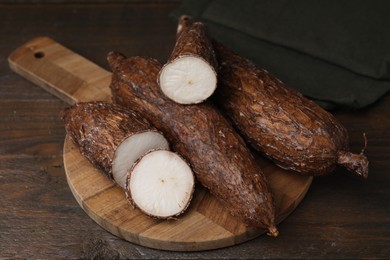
[108,52,278,236]
[61,101,169,188]
[158,21,217,104]
[125,149,195,219]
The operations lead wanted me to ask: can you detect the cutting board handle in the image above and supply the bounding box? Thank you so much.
[8,36,112,104]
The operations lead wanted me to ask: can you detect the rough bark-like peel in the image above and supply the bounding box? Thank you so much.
[61,101,168,181]
[108,52,278,236]
[213,41,369,178]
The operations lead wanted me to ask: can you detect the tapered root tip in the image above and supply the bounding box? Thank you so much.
[107,51,126,72]
[177,15,193,35]
[337,133,369,179]
[337,151,369,178]
[266,225,279,237]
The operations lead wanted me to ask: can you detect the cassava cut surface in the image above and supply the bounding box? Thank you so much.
[158,22,217,104]
[61,101,169,188]
[212,42,369,178]
[125,149,195,219]
[107,52,278,236]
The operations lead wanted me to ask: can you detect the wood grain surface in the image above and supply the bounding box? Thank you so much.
[1,1,389,258]
[63,136,311,251]
[9,36,312,251]
[8,37,111,104]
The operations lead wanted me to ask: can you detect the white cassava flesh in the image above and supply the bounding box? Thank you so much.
[127,150,195,218]
[112,132,169,189]
[159,56,217,104]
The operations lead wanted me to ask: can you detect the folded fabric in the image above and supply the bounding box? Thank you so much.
[171,0,390,109]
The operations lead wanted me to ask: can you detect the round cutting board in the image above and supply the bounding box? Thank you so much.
[64,136,312,251]
[9,36,313,252]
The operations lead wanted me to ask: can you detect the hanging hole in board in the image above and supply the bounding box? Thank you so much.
[34,51,45,59]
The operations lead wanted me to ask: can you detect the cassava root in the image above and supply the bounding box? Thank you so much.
[108,52,278,236]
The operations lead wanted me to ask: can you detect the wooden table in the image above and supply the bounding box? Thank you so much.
[1,1,389,258]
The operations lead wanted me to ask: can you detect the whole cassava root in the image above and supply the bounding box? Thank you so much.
[107,52,278,236]
[213,42,369,178]
[177,15,368,178]
[158,21,217,105]
[61,101,169,188]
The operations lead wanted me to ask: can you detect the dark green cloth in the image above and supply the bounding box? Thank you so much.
[171,0,390,109]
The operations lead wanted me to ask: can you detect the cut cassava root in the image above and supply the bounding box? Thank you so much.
[158,22,217,104]
[61,101,169,188]
[62,102,195,218]
[108,52,278,236]
[126,149,195,219]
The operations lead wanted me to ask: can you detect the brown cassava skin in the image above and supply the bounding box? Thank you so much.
[61,101,160,179]
[165,21,217,70]
[212,42,369,178]
[107,52,278,235]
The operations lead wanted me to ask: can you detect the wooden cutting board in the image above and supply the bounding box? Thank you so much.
[8,37,313,251]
